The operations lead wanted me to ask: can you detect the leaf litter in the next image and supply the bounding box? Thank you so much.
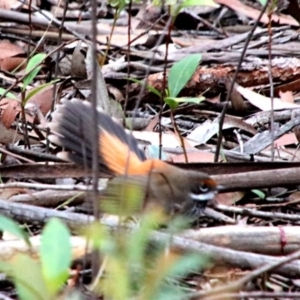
[1,0,300,298]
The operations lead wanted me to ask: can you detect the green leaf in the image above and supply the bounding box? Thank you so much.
[24,79,59,105]
[83,221,112,252]
[0,88,18,100]
[0,215,30,246]
[164,96,205,110]
[164,97,179,110]
[23,53,47,91]
[168,54,202,98]
[153,0,217,7]
[153,0,176,5]
[180,0,218,8]
[154,0,217,16]
[128,78,161,97]
[174,0,218,15]
[0,253,49,300]
[258,0,267,5]
[128,210,166,269]
[156,284,186,300]
[103,256,131,300]
[40,218,71,295]
[251,189,265,199]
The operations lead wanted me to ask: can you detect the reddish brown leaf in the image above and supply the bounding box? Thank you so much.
[1,99,20,128]
[214,191,245,206]
[172,151,215,163]
[0,56,26,72]
[0,0,20,9]
[279,90,294,104]
[0,41,24,60]
[27,85,54,117]
[215,0,298,26]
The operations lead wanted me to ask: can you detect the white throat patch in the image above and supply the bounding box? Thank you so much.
[189,191,216,201]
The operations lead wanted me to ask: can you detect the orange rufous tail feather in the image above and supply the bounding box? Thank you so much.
[49,99,165,176]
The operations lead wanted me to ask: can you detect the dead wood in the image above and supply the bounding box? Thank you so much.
[182,226,300,255]
[1,199,300,278]
[8,190,85,207]
[129,57,300,100]
[2,162,300,179]
[212,167,300,191]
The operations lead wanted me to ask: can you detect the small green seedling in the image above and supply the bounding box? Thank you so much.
[0,217,71,300]
[0,53,58,107]
[153,0,217,18]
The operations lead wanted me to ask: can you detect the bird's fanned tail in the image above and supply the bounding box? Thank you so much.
[48,99,146,175]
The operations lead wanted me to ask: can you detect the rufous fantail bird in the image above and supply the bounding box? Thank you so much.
[48,99,219,218]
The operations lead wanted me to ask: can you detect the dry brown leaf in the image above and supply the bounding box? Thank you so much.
[0,41,24,60]
[279,90,294,104]
[0,188,26,200]
[288,191,300,202]
[26,85,54,117]
[214,191,245,206]
[97,29,147,47]
[171,151,215,163]
[227,81,247,113]
[107,84,123,102]
[172,36,218,48]
[274,78,300,95]
[264,133,299,151]
[133,131,197,148]
[1,99,20,128]
[274,133,298,147]
[126,118,151,131]
[237,84,300,110]
[0,41,26,71]
[205,94,221,104]
[0,121,23,144]
[0,56,26,72]
[187,115,256,145]
[215,0,298,26]
[86,45,122,118]
[144,116,160,131]
[135,4,161,29]
[0,0,21,9]
[0,85,54,129]
[71,41,87,78]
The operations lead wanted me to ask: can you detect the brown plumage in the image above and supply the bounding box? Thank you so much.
[48,99,219,217]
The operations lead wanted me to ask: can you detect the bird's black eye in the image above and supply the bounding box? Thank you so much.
[199,184,209,193]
